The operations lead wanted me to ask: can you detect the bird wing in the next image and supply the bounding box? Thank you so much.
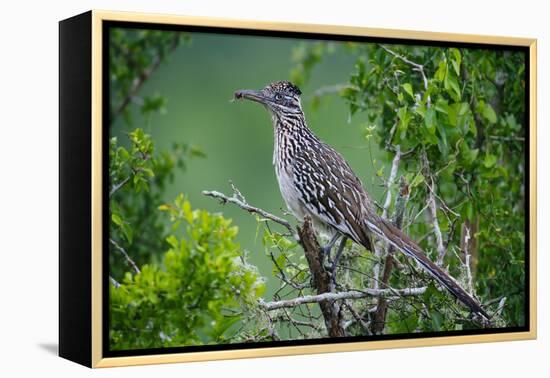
[292,142,374,251]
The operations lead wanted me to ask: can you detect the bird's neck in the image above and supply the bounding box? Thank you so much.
[272,111,319,168]
[272,111,315,138]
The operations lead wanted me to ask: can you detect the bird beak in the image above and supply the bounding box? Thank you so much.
[234,89,270,105]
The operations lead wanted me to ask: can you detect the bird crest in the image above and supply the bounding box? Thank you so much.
[266,81,302,96]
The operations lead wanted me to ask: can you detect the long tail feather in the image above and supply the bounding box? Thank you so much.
[364,216,490,321]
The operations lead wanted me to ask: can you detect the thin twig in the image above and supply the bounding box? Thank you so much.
[109,176,131,198]
[488,135,525,142]
[380,45,430,105]
[110,276,121,288]
[202,190,294,236]
[343,301,372,335]
[110,238,141,274]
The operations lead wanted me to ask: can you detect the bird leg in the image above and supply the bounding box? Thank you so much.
[331,237,348,282]
[321,233,341,264]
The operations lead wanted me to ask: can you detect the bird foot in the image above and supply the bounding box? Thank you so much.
[320,245,332,263]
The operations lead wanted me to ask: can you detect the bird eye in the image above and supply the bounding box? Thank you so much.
[275,94,283,101]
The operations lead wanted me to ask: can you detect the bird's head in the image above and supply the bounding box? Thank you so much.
[234,81,303,116]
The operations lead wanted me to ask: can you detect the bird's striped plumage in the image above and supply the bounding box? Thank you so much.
[273,113,374,253]
[235,80,489,320]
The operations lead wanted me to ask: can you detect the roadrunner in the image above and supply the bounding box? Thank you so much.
[234,80,489,320]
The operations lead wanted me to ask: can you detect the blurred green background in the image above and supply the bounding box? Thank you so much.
[111,31,385,297]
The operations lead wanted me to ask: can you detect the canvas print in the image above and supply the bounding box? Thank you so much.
[107,24,528,354]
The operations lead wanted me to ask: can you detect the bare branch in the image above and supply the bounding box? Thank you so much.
[429,188,446,266]
[495,297,507,317]
[374,145,402,289]
[421,151,447,266]
[110,276,121,288]
[202,189,294,236]
[259,287,427,311]
[110,238,141,274]
[109,176,131,198]
[488,135,525,142]
[371,177,410,334]
[381,145,402,219]
[462,224,474,295]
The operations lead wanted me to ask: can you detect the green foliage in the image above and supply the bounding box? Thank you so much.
[109,28,190,124]
[108,28,204,278]
[109,128,205,276]
[110,195,265,349]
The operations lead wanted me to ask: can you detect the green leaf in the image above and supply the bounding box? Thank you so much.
[166,235,179,249]
[397,106,412,138]
[431,312,443,331]
[435,60,447,82]
[410,173,425,188]
[444,73,461,100]
[424,108,437,135]
[483,103,498,124]
[121,222,133,243]
[402,83,414,99]
[449,48,462,76]
[158,204,171,211]
[460,142,479,165]
[112,213,123,226]
[436,122,449,157]
[484,154,497,168]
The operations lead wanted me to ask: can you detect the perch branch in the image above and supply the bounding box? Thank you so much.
[298,216,346,337]
[203,185,345,336]
[259,287,427,311]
